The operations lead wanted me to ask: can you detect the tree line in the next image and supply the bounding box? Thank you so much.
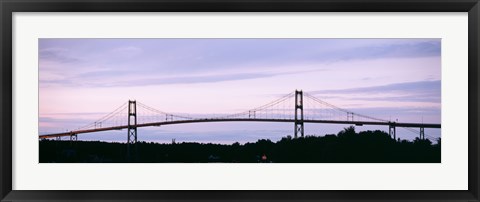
[39,126,440,163]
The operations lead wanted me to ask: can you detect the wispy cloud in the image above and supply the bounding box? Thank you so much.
[40,66,329,88]
[310,80,441,104]
[39,39,441,85]
[321,41,440,62]
[111,46,143,58]
[38,38,441,95]
[39,47,81,63]
[312,80,440,95]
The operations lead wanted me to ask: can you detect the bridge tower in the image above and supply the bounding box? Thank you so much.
[419,127,425,140]
[127,100,138,162]
[294,90,304,138]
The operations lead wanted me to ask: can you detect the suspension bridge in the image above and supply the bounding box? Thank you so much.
[39,90,441,150]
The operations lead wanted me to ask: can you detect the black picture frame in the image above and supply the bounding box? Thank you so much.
[1,0,479,201]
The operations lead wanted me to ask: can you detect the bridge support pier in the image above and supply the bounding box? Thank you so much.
[389,123,396,141]
[249,110,256,119]
[294,90,304,138]
[70,134,77,141]
[420,127,425,140]
[127,100,138,162]
[69,133,77,146]
[347,112,354,121]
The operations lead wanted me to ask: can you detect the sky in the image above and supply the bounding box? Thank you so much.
[39,38,441,144]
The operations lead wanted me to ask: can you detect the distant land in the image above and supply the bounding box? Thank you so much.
[39,127,440,163]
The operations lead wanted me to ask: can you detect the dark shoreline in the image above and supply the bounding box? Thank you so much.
[39,127,440,163]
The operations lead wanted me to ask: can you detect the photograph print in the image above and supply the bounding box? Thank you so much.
[39,38,441,163]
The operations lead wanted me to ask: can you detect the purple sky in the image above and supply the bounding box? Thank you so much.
[39,39,441,144]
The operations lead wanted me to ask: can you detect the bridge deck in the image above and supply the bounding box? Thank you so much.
[38,118,441,139]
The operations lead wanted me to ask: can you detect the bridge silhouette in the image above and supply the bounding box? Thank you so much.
[39,90,441,156]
